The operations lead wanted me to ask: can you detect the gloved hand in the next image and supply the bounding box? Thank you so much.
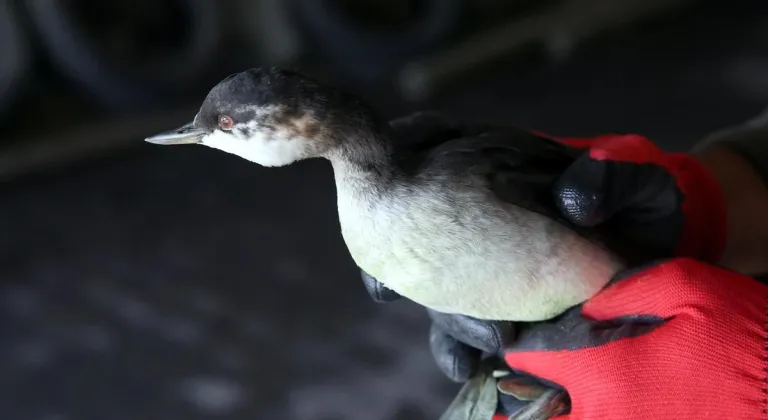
[540,131,726,262]
[360,132,729,379]
[478,258,765,419]
[359,130,732,419]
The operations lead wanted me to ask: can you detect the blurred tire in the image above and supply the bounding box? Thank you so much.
[22,0,220,113]
[0,0,31,118]
[292,0,462,87]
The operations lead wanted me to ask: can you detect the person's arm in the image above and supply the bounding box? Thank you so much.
[693,112,768,276]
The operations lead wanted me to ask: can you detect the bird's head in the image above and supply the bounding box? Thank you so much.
[145,67,380,166]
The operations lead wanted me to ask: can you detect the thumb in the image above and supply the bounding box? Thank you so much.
[553,134,668,227]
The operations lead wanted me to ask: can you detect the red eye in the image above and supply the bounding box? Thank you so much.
[219,115,234,130]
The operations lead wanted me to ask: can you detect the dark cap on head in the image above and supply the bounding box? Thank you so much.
[146,66,388,149]
[195,67,379,134]
[196,68,322,129]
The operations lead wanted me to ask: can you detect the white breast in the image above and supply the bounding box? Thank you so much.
[333,170,624,322]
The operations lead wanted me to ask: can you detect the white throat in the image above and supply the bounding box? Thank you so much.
[200,123,309,167]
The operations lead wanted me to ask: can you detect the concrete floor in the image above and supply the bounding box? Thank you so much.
[1,4,767,420]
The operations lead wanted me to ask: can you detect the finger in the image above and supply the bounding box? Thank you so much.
[429,324,481,382]
[503,260,726,359]
[552,134,669,221]
[360,270,401,303]
[552,151,614,228]
[427,309,516,355]
[555,150,687,254]
[502,308,662,390]
[553,134,727,261]
[509,306,663,353]
[553,135,668,225]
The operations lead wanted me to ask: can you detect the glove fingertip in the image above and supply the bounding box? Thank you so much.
[429,324,481,383]
[427,310,515,355]
[554,158,609,227]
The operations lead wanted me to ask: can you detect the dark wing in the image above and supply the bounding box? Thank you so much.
[388,111,496,157]
[428,127,582,225]
[390,111,579,222]
[390,112,649,264]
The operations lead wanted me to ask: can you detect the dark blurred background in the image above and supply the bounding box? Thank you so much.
[1,1,767,419]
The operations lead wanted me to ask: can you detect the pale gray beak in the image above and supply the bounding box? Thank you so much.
[145,122,207,145]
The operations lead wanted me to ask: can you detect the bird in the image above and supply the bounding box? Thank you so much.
[145,67,630,322]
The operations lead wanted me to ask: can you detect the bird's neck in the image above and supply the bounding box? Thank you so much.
[326,128,399,205]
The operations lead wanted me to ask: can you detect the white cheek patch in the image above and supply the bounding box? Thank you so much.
[199,126,307,167]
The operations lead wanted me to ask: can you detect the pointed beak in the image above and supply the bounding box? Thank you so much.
[145,122,207,145]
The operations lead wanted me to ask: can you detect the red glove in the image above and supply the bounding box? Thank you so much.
[496,258,768,420]
[536,131,727,262]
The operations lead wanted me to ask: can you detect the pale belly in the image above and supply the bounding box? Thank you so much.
[339,194,625,322]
